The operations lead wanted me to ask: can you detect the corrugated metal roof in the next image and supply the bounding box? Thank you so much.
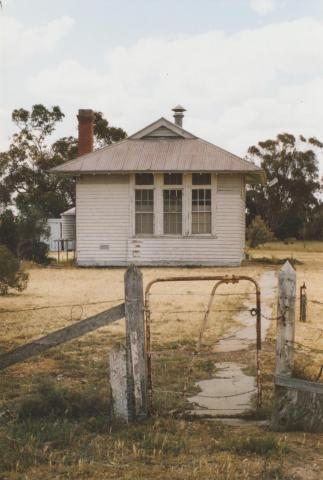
[51,117,264,182]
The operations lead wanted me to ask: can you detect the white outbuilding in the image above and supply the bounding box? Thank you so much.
[52,107,264,266]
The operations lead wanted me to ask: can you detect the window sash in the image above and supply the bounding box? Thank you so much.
[192,173,211,185]
[135,173,154,185]
[135,189,154,234]
[164,173,183,185]
[163,189,182,234]
[192,188,212,234]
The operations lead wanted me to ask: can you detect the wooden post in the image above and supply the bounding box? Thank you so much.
[109,344,129,422]
[124,264,149,420]
[275,261,296,376]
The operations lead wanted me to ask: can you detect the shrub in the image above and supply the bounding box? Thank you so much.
[19,240,49,265]
[283,237,297,245]
[0,209,49,265]
[0,244,29,295]
[247,216,274,248]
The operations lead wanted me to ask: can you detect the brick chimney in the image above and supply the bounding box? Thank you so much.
[77,109,94,156]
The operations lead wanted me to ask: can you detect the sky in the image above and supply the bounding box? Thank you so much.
[1,0,323,164]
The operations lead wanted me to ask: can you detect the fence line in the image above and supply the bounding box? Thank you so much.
[0,303,125,370]
[0,298,124,315]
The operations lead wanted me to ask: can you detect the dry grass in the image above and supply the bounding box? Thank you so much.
[1,250,323,479]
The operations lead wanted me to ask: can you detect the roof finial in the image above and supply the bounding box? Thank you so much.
[172,105,186,127]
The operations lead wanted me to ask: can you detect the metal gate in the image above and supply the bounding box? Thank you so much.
[144,274,262,412]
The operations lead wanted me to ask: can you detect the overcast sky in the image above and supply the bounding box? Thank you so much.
[1,0,323,165]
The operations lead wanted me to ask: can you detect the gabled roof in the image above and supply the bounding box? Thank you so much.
[52,117,265,184]
[129,117,196,139]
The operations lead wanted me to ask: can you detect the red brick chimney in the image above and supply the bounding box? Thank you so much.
[77,109,94,156]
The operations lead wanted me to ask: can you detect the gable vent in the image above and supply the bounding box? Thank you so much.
[143,126,180,138]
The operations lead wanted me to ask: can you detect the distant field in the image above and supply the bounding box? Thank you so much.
[257,240,323,252]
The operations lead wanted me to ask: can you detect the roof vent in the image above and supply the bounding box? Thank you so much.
[172,105,186,128]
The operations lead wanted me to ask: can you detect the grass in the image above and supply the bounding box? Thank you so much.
[257,240,323,252]
[1,250,323,478]
[246,256,303,267]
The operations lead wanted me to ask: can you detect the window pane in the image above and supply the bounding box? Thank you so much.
[135,173,154,185]
[192,188,211,234]
[164,173,183,185]
[192,173,211,185]
[163,190,182,234]
[135,189,153,234]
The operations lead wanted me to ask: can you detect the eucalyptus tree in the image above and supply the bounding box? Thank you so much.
[246,133,322,239]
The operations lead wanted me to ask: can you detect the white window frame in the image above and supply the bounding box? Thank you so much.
[131,174,155,237]
[161,173,184,237]
[189,173,217,237]
[130,172,217,238]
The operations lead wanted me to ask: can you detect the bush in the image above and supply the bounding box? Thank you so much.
[247,216,274,248]
[283,237,297,245]
[0,209,49,265]
[19,240,49,265]
[0,244,29,295]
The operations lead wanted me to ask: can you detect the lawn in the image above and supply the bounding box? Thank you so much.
[0,246,323,479]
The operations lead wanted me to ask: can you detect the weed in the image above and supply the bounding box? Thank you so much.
[222,434,288,456]
[17,378,110,421]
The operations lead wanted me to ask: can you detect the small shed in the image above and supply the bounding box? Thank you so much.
[61,207,76,250]
[44,218,62,251]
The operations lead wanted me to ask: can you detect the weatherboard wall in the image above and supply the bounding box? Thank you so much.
[75,174,245,266]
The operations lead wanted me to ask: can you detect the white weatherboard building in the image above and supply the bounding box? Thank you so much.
[52,107,264,266]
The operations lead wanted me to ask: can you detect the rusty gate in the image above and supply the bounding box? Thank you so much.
[144,274,262,412]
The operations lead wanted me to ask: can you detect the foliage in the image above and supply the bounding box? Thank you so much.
[0,208,49,264]
[0,104,127,218]
[0,244,29,295]
[246,133,322,239]
[93,111,127,148]
[0,104,127,265]
[246,215,274,248]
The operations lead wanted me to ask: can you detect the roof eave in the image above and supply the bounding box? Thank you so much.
[51,168,266,183]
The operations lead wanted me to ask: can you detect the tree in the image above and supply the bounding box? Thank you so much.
[0,104,127,263]
[246,133,322,239]
[0,104,127,218]
[246,215,274,248]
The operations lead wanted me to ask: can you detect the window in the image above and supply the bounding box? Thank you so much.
[135,173,154,185]
[192,173,211,185]
[135,189,154,234]
[164,173,183,185]
[163,190,182,234]
[192,189,211,234]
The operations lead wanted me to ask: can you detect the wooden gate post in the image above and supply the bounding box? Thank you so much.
[275,261,296,376]
[109,344,129,422]
[124,264,149,420]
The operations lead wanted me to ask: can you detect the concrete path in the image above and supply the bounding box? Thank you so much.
[188,270,277,417]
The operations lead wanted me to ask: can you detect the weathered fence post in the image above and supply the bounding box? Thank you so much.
[299,282,307,323]
[275,261,296,377]
[124,264,149,420]
[109,344,129,422]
